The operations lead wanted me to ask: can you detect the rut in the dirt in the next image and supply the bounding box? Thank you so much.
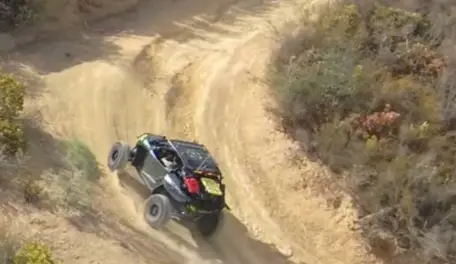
[0,0,316,264]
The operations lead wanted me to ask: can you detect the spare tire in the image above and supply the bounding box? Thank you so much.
[107,141,131,172]
[143,194,172,229]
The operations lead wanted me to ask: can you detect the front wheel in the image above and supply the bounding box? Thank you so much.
[143,194,172,229]
[107,141,131,172]
[197,211,224,238]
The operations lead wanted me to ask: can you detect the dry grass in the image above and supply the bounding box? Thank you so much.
[37,138,101,213]
[0,75,98,262]
[0,73,100,212]
[0,230,17,264]
[0,138,98,263]
[0,226,56,264]
[269,0,456,263]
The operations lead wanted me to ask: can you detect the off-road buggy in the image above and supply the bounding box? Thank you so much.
[107,133,229,237]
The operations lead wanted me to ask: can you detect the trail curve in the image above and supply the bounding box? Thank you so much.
[1,0,377,264]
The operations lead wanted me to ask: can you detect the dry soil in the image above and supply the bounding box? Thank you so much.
[0,0,379,264]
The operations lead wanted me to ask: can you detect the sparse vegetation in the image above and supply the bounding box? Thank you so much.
[23,177,44,204]
[12,241,56,264]
[270,1,456,262]
[0,231,55,264]
[15,136,100,213]
[39,138,100,211]
[0,73,94,263]
[0,0,38,30]
[62,138,99,181]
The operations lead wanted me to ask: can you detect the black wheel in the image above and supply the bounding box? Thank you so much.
[197,211,224,238]
[128,147,137,162]
[143,194,172,229]
[107,141,131,172]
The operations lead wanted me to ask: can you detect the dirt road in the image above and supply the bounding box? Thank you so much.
[1,0,377,263]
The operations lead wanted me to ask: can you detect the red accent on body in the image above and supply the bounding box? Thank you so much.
[184,177,200,194]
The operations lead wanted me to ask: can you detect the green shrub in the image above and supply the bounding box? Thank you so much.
[315,4,364,42]
[271,45,374,131]
[12,241,56,264]
[0,75,24,119]
[0,74,26,155]
[366,4,430,40]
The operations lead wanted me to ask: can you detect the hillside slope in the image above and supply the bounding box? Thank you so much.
[1,0,377,263]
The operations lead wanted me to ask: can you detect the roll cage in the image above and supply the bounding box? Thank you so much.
[168,139,221,174]
[140,134,221,175]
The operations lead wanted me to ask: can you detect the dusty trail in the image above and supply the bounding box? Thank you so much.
[0,0,377,263]
[3,0,300,263]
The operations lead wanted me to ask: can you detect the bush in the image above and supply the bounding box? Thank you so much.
[23,177,44,203]
[270,1,456,261]
[0,0,37,30]
[12,241,56,264]
[271,45,371,132]
[0,74,26,155]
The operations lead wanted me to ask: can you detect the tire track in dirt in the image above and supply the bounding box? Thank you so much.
[156,1,380,263]
[162,30,307,261]
[2,0,314,264]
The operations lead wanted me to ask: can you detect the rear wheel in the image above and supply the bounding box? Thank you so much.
[197,211,224,238]
[107,141,131,172]
[143,194,172,229]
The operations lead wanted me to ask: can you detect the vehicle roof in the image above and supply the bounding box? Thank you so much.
[168,139,220,173]
[169,139,206,149]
